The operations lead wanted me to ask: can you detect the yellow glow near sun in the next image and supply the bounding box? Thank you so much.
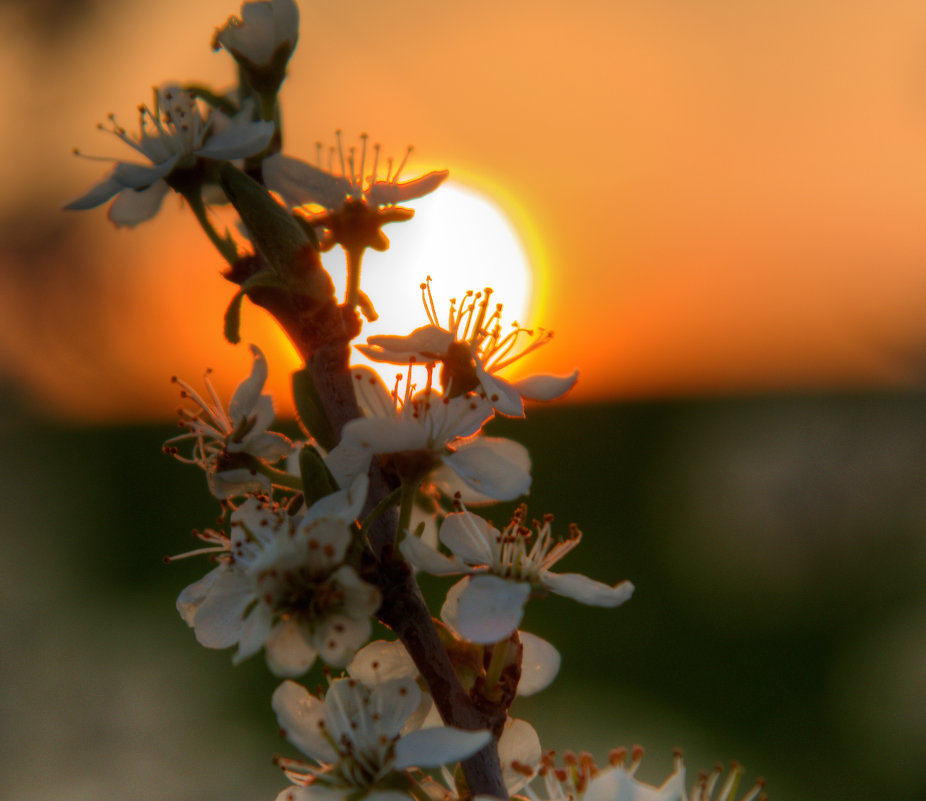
[320,180,537,385]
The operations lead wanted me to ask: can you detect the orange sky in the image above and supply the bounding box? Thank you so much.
[4,0,926,419]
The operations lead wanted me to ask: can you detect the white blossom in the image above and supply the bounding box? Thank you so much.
[358,281,578,417]
[164,344,293,499]
[177,475,379,675]
[264,131,448,216]
[65,85,274,227]
[326,367,531,504]
[401,508,633,643]
[272,677,491,801]
[213,0,299,67]
[529,748,686,801]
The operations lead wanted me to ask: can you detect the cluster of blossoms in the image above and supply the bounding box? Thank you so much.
[67,0,768,799]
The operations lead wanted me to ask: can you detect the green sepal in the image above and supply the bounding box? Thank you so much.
[298,443,337,507]
[219,162,308,281]
[223,270,290,344]
[182,84,239,116]
[224,289,246,344]
[292,212,320,251]
[292,367,337,451]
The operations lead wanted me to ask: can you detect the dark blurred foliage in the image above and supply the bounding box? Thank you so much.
[3,395,926,800]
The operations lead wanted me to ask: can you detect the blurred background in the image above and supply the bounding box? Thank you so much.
[3,1,926,799]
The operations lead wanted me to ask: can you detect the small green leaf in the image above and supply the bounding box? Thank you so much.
[224,288,246,344]
[292,368,337,451]
[298,444,337,506]
[219,162,308,280]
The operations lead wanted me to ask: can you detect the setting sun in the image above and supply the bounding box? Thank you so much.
[318,180,537,385]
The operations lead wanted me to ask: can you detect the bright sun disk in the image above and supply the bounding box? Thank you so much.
[319,180,537,388]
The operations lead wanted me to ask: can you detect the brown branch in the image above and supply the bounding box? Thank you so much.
[236,257,510,799]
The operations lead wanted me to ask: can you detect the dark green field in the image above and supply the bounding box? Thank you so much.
[3,393,925,800]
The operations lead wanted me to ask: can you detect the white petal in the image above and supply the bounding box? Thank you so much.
[209,467,271,499]
[368,678,422,738]
[438,578,467,632]
[542,573,635,608]
[443,438,531,501]
[475,362,523,418]
[399,533,469,575]
[324,442,372,492]
[428,393,492,441]
[517,632,561,696]
[107,181,170,227]
[348,640,418,685]
[272,680,338,763]
[265,620,318,676]
[263,152,351,210]
[220,1,275,64]
[62,173,124,210]
[439,512,497,565]
[302,473,369,527]
[367,170,449,206]
[234,601,273,663]
[313,613,371,667]
[113,155,180,188]
[176,566,221,626]
[350,367,396,419]
[456,575,530,644]
[343,417,429,453]
[230,344,269,421]
[585,766,686,801]
[332,565,381,617]
[512,370,579,402]
[192,569,254,648]
[242,430,293,461]
[393,727,491,770]
[196,119,275,160]
[359,326,454,363]
[498,718,542,793]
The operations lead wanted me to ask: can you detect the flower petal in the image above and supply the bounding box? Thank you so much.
[272,680,339,763]
[517,632,561,696]
[348,640,418,685]
[439,512,497,566]
[542,573,635,608]
[512,370,579,402]
[234,601,273,664]
[263,152,352,210]
[107,180,170,227]
[301,473,369,528]
[367,170,449,206]
[475,361,523,417]
[176,566,221,626]
[313,612,371,667]
[393,727,491,770]
[499,718,542,793]
[456,575,530,644]
[197,119,276,161]
[192,569,254,648]
[229,344,268,421]
[359,326,454,364]
[265,619,318,676]
[442,437,531,501]
[62,173,125,210]
[399,532,469,575]
[113,155,180,188]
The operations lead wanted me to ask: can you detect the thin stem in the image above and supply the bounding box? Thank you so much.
[344,246,365,309]
[397,478,421,539]
[185,189,239,265]
[360,485,402,537]
[483,639,510,698]
[255,462,303,492]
